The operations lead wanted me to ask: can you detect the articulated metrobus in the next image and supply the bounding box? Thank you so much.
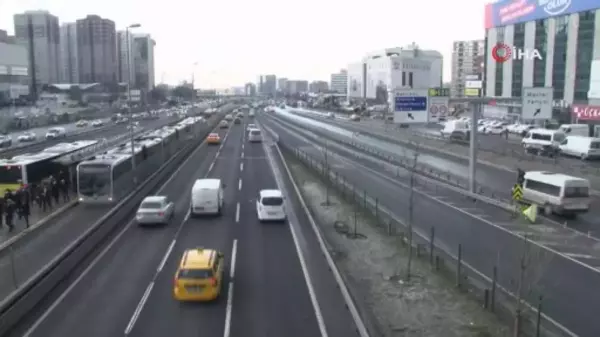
[0,140,99,193]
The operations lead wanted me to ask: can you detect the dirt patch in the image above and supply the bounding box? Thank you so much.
[286,155,511,337]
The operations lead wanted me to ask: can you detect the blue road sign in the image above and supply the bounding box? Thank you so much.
[394,96,427,112]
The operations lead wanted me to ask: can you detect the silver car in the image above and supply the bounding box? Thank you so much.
[135,196,175,226]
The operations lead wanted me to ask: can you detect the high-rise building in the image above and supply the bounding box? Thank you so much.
[330,69,347,94]
[277,78,288,92]
[309,80,328,93]
[245,83,256,96]
[484,1,600,104]
[263,74,277,96]
[59,23,79,83]
[451,40,484,97]
[116,30,135,85]
[13,10,60,97]
[286,80,308,95]
[76,15,117,84]
[133,33,155,91]
[0,38,30,101]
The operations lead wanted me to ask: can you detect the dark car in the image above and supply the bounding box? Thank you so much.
[234,117,241,124]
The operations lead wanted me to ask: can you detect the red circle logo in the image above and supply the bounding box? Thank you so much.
[492,43,512,63]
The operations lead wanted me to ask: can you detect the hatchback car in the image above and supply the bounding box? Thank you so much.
[207,133,221,145]
[173,248,225,301]
[234,117,241,124]
[135,196,175,226]
[219,120,229,128]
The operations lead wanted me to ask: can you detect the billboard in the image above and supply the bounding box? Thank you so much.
[572,104,600,121]
[484,0,600,29]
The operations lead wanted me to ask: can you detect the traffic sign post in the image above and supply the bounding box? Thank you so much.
[429,96,449,122]
[512,184,523,201]
[522,87,553,120]
[393,89,429,124]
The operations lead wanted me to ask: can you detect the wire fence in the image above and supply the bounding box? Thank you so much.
[276,138,572,337]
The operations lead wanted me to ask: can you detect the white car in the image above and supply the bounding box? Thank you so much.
[91,120,104,127]
[0,135,12,148]
[135,196,175,226]
[256,189,286,222]
[18,132,36,142]
[247,123,257,131]
[483,125,507,135]
[75,120,88,127]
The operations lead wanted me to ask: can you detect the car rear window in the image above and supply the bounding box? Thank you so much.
[177,268,213,279]
[140,201,162,209]
[250,130,261,136]
[261,196,283,206]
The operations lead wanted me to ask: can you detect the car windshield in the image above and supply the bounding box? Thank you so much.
[250,130,261,136]
[248,124,256,128]
[140,201,163,209]
[78,164,111,196]
[209,133,218,137]
[177,268,213,279]
[261,196,283,206]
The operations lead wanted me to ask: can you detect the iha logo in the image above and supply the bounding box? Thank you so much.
[492,43,542,63]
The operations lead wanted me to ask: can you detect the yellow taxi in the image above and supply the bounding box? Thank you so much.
[173,248,224,301]
[206,133,221,145]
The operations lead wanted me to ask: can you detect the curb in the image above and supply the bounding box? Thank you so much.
[0,200,78,251]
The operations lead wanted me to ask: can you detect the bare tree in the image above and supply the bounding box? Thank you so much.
[406,143,420,281]
[513,234,554,337]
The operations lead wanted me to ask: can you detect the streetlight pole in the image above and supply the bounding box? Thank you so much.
[126,23,141,184]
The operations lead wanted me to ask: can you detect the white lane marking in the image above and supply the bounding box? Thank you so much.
[229,239,237,279]
[241,151,244,159]
[23,119,230,336]
[238,178,242,191]
[124,282,155,334]
[271,142,369,336]
[235,202,240,223]
[223,239,238,337]
[223,282,234,337]
[216,150,221,157]
[157,240,176,273]
[208,162,215,173]
[240,162,244,172]
[262,142,328,337]
[271,118,579,337]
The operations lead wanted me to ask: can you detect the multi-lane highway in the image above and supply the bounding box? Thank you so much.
[291,108,600,237]
[0,115,195,300]
[11,114,361,337]
[260,110,600,337]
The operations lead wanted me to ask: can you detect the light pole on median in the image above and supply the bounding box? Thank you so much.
[126,23,141,184]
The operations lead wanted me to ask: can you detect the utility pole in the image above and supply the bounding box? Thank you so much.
[323,139,331,205]
[469,102,479,193]
[126,23,141,184]
[406,148,419,281]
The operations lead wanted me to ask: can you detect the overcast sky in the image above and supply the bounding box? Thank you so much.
[1,0,487,88]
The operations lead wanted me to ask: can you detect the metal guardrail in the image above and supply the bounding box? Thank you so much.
[0,110,231,335]
[274,134,571,337]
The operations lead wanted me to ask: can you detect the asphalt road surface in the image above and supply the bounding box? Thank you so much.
[288,109,600,237]
[260,112,600,337]
[15,116,359,337]
[0,117,189,300]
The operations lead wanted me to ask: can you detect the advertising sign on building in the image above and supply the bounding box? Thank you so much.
[572,104,600,121]
[465,80,482,89]
[464,88,481,97]
[485,0,600,29]
[522,87,553,120]
[392,88,428,124]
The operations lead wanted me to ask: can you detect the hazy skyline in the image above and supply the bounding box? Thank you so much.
[1,0,486,88]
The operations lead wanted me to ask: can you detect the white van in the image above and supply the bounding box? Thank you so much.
[558,124,589,137]
[45,127,67,139]
[522,171,590,216]
[441,120,469,140]
[256,189,286,222]
[190,179,224,216]
[559,136,600,160]
[521,128,565,153]
[248,129,262,142]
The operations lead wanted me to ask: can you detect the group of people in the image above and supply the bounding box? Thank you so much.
[1,173,70,232]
